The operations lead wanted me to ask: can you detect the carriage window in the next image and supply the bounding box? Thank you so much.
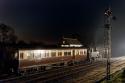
[20,53,24,60]
[45,52,49,58]
[34,53,41,60]
[58,52,62,57]
[64,52,67,56]
[68,52,71,55]
[64,52,71,56]
[80,51,83,55]
[27,53,34,60]
[76,51,79,55]
[15,53,18,59]
[51,52,56,57]
[84,51,87,55]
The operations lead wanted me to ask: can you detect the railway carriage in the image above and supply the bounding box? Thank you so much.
[16,47,87,73]
[14,37,88,73]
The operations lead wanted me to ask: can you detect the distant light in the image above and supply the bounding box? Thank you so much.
[61,45,69,47]
[70,44,83,47]
[61,44,83,47]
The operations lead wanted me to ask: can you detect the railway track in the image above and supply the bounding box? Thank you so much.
[0,61,103,83]
[26,61,105,83]
[0,62,87,79]
[1,58,125,83]
[71,59,125,83]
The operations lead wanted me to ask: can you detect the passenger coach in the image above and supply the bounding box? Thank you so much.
[15,38,88,73]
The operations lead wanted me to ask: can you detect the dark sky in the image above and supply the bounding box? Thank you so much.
[0,0,125,57]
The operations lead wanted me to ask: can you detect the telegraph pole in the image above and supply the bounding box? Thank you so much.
[104,7,112,82]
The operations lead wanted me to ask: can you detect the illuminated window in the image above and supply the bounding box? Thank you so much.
[51,52,56,57]
[33,50,45,59]
[27,53,34,60]
[58,52,62,57]
[64,52,71,56]
[64,52,68,56]
[34,53,41,60]
[15,53,18,59]
[76,51,79,55]
[20,53,24,60]
[45,52,49,58]
[40,50,45,58]
[80,51,83,55]
[84,51,87,55]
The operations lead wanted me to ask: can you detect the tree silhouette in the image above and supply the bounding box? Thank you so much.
[0,24,17,44]
[0,23,18,74]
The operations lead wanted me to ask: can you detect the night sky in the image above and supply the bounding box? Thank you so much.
[0,0,125,57]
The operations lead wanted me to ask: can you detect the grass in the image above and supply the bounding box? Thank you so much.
[100,69,125,83]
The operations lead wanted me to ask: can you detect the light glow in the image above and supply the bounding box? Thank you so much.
[61,44,83,47]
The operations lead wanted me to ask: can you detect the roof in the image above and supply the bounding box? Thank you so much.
[62,38,82,45]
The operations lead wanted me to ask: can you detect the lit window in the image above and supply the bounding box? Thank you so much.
[15,53,18,59]
[58,52,62,57]
[34,53,41,60]
[27,52,34,60]
[51,52,56,57]
[76,51,79,55]
[45,52,49,58]
[33,50,45,59]
[80,51,83,55]
[64,52,68,56]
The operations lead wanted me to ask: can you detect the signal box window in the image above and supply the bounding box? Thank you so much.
[20,53,24,60]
